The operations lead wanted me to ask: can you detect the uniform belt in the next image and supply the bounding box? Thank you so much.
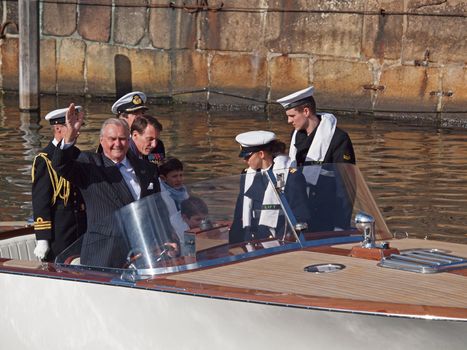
[252,206,283,218]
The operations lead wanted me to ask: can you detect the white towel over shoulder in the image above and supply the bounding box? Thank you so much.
[289,113,337,185]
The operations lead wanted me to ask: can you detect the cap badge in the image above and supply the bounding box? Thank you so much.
[132,95,143,105]
[343,154,351,161]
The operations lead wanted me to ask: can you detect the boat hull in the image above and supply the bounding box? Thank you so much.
[1,272,465,350]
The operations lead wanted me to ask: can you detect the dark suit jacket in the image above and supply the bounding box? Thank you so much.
[52,144,161,268]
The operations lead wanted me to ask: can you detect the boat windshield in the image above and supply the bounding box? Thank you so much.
[56,163,391,278]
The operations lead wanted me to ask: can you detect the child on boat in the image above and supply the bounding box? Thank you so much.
[159,157,189,217]
[170,196,209,255]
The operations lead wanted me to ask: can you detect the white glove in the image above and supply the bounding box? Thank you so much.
[34,240,50,260]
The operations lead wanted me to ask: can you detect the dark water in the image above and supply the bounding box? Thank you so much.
[1,94,466,244]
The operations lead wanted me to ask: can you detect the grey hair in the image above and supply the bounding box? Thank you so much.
[99,118,130,138]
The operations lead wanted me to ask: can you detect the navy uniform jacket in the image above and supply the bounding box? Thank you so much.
[293,127,356,166]
[32,141,87,261]
[229,168,310,244]
[293,125,356,232]
[52,145,161,268]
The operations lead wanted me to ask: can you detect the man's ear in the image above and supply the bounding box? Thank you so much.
[132,131,138,139]
[160,174,166,181]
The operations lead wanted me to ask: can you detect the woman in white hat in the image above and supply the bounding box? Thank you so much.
[229,131,310,244]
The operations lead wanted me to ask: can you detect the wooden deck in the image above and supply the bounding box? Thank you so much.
[165,238,467,317]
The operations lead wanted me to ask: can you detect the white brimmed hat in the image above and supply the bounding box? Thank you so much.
[111,91,148,114]
[276,86,314,110]
[45,106,82,125]
[235,130,277,158]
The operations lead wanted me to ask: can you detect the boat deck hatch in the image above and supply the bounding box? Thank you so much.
[304,263,345,273]
[378,249,467,273]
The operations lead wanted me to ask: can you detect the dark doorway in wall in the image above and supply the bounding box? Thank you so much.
[114,55,132,99]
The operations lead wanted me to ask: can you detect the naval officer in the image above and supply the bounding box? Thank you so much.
[277,87,356,231]
[32,107,87,261]
[229,131,310,244]
[111,91,166,164]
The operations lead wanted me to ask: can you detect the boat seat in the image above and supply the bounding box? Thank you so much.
[0,233,40,261]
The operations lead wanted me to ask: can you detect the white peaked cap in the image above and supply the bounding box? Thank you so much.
[45,106,82,125]
[235,130,277,157]
[111,91,147,114]
[276,86,314,110]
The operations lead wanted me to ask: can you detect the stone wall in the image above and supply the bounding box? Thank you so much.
[0,0,465,114]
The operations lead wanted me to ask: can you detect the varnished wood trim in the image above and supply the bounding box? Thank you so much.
[305,246,351,256]
[138,277,467,320]
[349,246,400,260]
[0,226,34,239]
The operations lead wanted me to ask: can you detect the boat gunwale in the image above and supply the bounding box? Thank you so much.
[1,244,466,321]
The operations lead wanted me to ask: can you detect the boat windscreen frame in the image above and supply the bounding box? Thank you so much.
[55,163,393,279]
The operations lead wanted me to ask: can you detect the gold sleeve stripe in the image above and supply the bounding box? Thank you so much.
[34,218,52,229]
[34,225,52,230]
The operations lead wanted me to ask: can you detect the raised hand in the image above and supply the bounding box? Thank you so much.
[64,103,84,144]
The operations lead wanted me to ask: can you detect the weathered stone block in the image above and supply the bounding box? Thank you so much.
[5,1,18,35]
[407,0,465,15]
[114,0,147,46]
[209,53,268,104]
[171,50,209,93]
[43,2,77,36]
[199,11,264,52]
[312,59,373,111]
[78,0,111,42]
[209,0,259,8]
[403,0,466,63]
[149,0,197,49]
[128,48,171,94]
[86,43,118,95]
[58,38,86,94]
[86,42,171,96]
[269,55,310,100]
[268,0,364,11]
[265,1,365,56]
[376,65,439,111]
[362,0,404,60]
[40,39,57,93]
[1,38,19,91]
[441,65,467,112]
[265,12,362,57]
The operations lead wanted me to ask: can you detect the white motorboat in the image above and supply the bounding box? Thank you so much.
[0,164,466,350]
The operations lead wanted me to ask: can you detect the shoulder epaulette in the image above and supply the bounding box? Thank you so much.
[32,152,71,206]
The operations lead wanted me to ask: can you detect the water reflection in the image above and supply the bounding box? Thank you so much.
[1,94,466,244]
